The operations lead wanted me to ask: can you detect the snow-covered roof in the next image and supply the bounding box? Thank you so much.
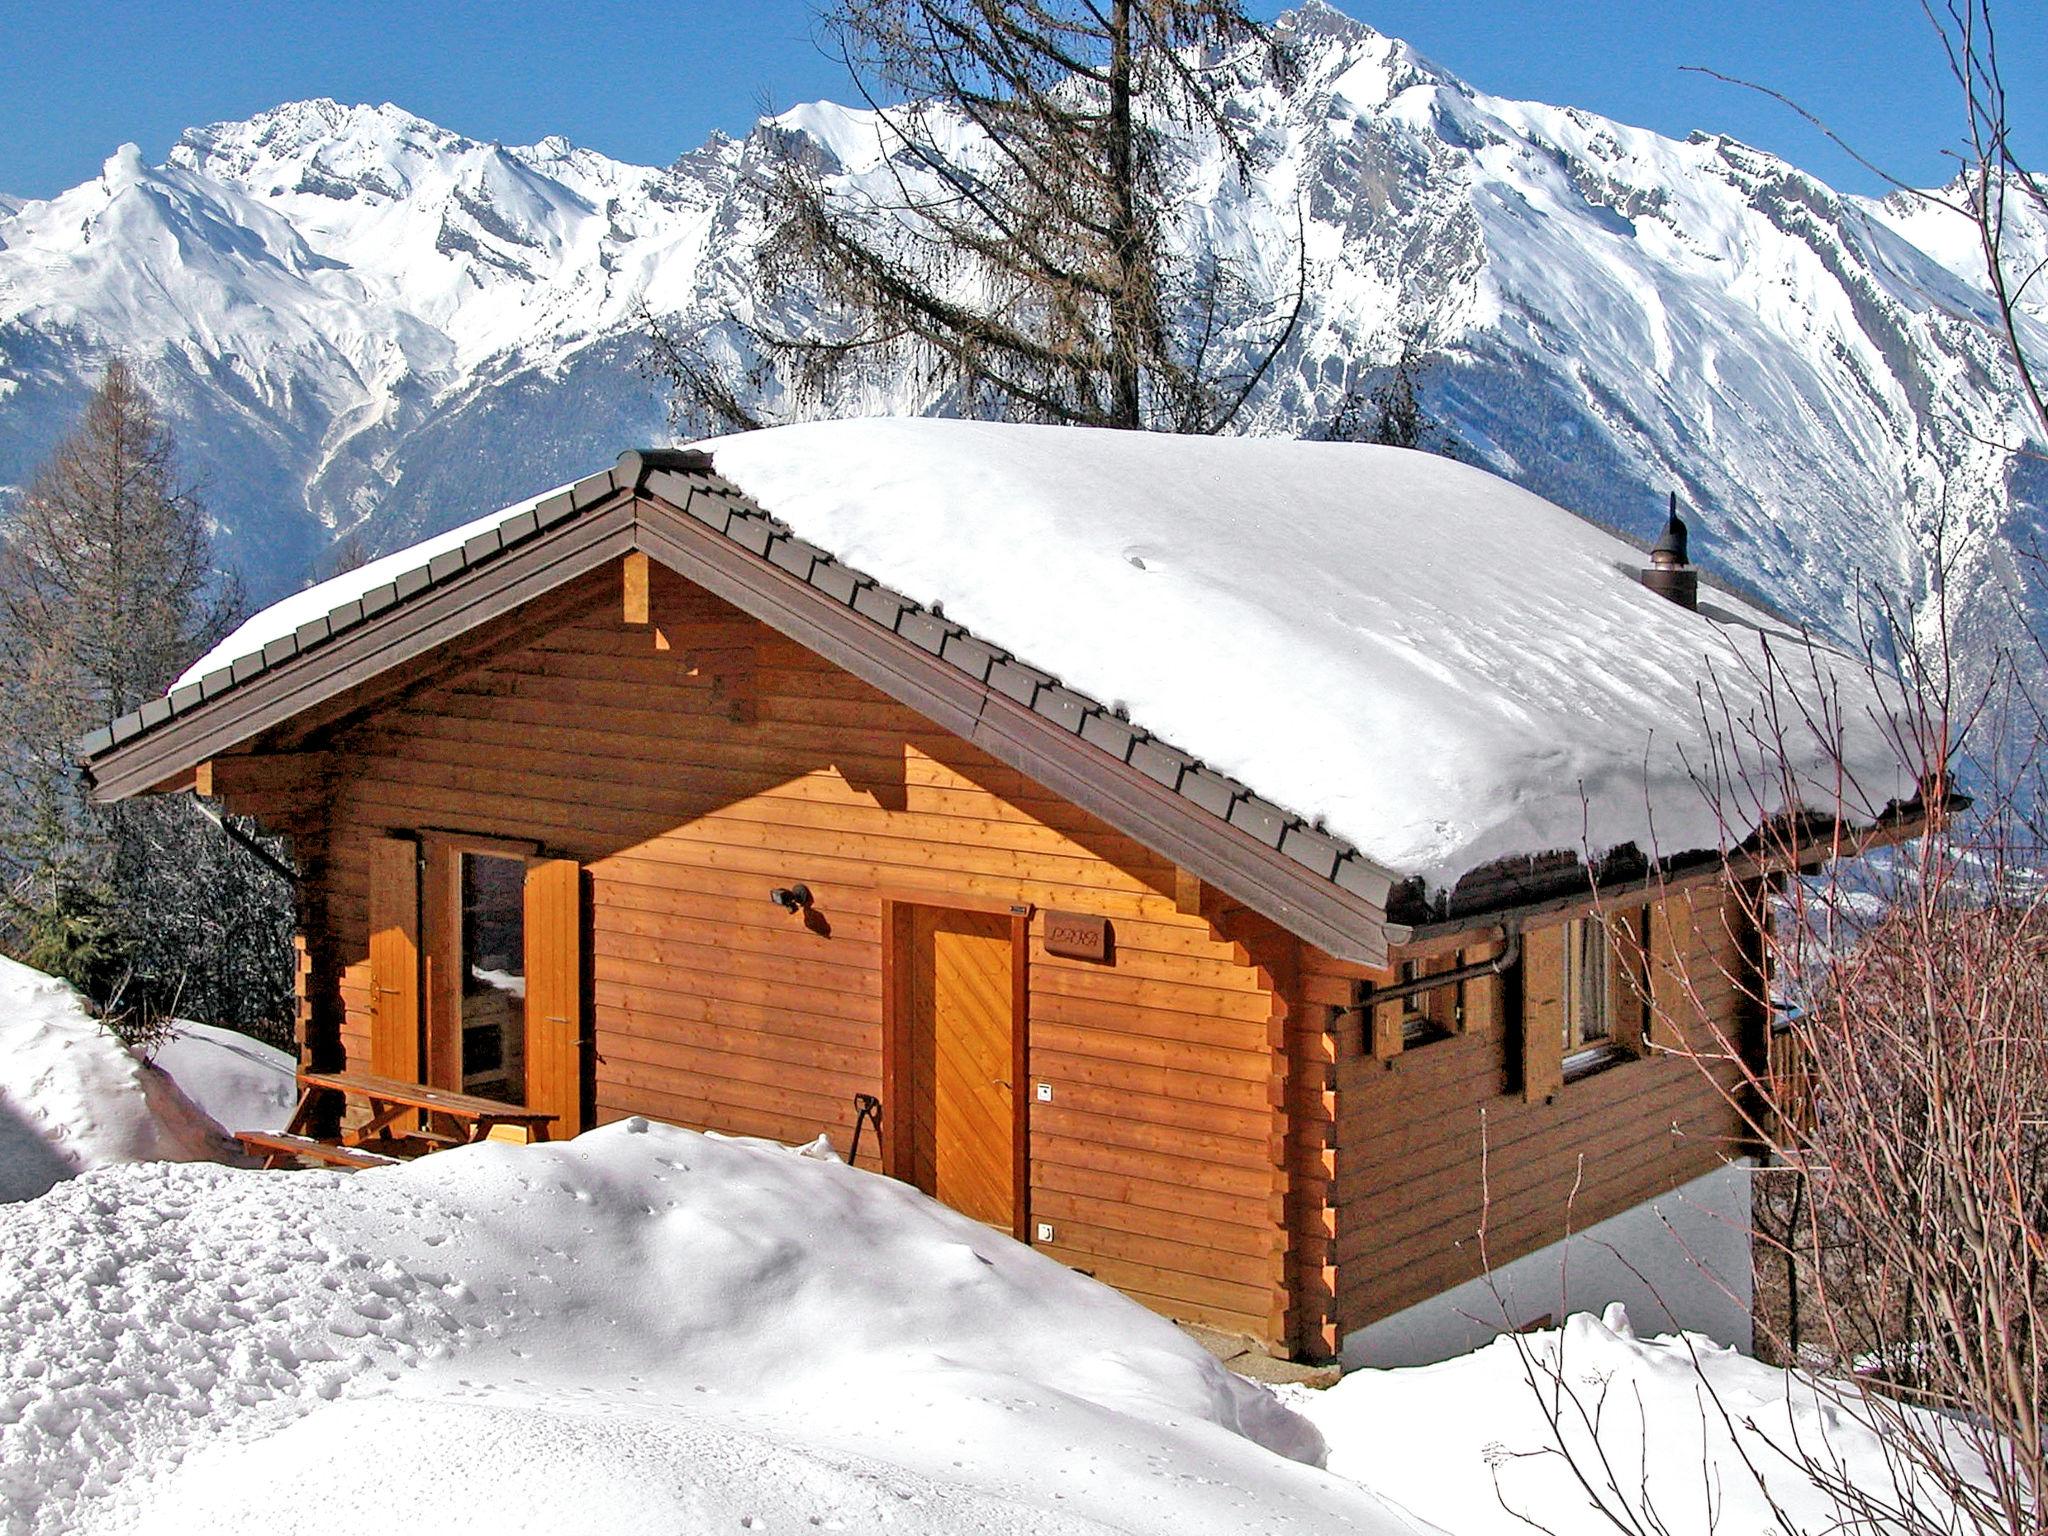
[701,421,1912,890]
[102,420,1915,912]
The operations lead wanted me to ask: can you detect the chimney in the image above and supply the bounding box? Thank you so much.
[1640,492,1698,611]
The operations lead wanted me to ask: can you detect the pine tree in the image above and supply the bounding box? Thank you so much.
[0,362,292,1041]
[651,0,1303,435]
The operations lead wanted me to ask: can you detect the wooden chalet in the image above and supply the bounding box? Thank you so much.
[79,423,1920,1363]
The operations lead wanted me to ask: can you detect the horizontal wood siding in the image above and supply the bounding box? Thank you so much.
[282,563,1288,1342]
[1316,890,1751,1339]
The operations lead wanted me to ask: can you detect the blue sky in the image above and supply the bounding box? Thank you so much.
[0,0,2039,202]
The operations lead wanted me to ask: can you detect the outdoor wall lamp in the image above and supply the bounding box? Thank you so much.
[769,883,814,914]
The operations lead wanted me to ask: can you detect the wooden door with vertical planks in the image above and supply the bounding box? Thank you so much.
[904,906,1016,1229]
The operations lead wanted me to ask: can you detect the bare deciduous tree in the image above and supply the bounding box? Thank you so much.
[649,0,1305,436]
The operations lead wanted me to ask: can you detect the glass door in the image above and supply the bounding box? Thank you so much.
[459,852,527,1104]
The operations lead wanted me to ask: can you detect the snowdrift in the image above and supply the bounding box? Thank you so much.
[0,956,236,1202]
[1290,1303,1987,1536]
[1,1121,1409,1535]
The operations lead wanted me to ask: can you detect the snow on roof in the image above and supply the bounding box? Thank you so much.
[703,420,1913,890]
[172,420,1912,896]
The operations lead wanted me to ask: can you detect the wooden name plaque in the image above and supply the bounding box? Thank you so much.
[1043,910,1110,962]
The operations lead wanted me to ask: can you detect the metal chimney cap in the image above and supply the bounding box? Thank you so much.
[1650,491,1689,568]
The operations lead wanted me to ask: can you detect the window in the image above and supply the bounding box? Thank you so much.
[1397,959,1456,1047]
[459,852,527,1104]
[1560,917,1612,1058]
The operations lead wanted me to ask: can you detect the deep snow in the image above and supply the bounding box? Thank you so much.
[0,953,1993,1535]
[0,957,231,1202]
[147,1021,298,1140]
[1288,1303,1976,1536]
[0,1123,1406,1536]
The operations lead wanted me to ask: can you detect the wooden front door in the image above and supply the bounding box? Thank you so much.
[900,905,1019,1230]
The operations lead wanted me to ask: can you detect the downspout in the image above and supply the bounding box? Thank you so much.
[1352,927,1522,1019]
[183,793,298,886]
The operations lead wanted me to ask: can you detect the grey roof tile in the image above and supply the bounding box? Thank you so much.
[684,488,734,533]
[1180,766,1245,819]
[1333,854,1390,904]
[896,609,957,655]
[168,683,203,714]
[940,633,1002,682]
[294,616,331,649]
[198,667,235,700]
[768,535,825,580]
[462,527,503,563]
[1227,795,1290,848]
[571,469,618,506]
[1034,686,1095,734]
[426,548,466,585]
[534,490,577,528]
[1080,711,1139,761]
[726,516,774,557]
[261,635,299,668]
[393,566,432,600]
[138,696,173,729]
[78,725,114,757]
[360,583,399,618]
[853,583,910,629]
[230,653,268,686]
[811,563,862,606]
[498,509,539,545]
[988,658,1054,708]
[1128,737,1192,789]
[1280,823,1346,880]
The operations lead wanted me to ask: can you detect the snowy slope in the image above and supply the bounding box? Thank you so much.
[0,1122,1402,1536]
[149,1021,298,1137]
[0,957,232,1202]
[1288,1303,1988,1536]
[0,0,2040,656]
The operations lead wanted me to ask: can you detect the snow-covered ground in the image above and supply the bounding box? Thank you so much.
[1,1122,1403,1536]
[1291,1304,1961,1536]
[147,1020,298,1138]
[0,958,1986,1534]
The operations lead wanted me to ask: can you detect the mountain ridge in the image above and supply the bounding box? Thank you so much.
[0,2,2040,666]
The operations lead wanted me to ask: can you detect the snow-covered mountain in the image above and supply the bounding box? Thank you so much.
[1,1,2042,660]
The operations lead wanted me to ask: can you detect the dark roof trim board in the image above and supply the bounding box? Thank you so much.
[80,448,1405,963]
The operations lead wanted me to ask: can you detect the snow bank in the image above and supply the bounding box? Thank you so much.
[706,420,1915,889]
[2,1122,1405,1535]
[0,957,230,1203]
[149,1020,297,1136]
[1291,1303,1978,1536]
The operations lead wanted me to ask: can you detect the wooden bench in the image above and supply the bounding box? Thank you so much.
[297,1070,557,1149]
[236,1130,401,1171]
[243,1070,558,1171]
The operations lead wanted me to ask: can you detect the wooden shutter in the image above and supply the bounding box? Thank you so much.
[523,858,583,1139]
[367,836,421,1083]
[1519,922,1566,1103]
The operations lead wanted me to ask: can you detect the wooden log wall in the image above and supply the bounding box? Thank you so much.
[1307,890,1753,1342]
[262,562,1297,1344]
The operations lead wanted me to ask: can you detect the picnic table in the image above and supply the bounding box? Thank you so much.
[237,1070,557,1170]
